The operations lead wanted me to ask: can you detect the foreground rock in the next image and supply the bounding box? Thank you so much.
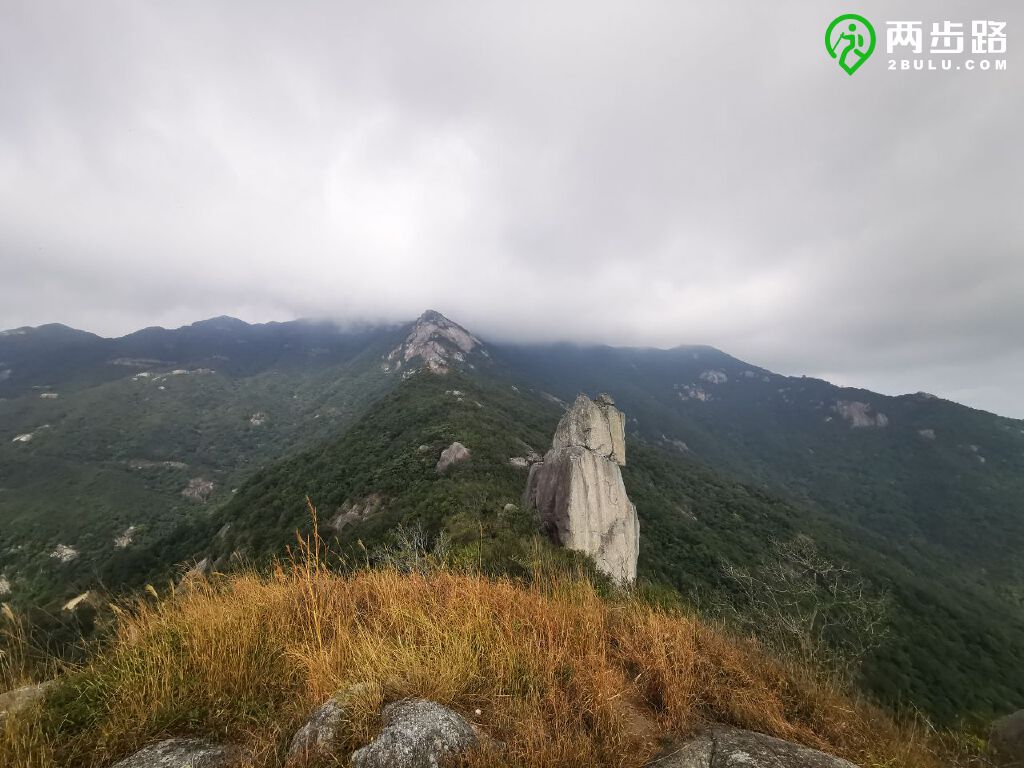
[110,739,237,768]
[287,685,370,764]
[287,697,346,763]
[991,710,1024,766]
[524,393,639,582]
[351,698,477,768]
[0,681,53,723]
[651,726,857,768]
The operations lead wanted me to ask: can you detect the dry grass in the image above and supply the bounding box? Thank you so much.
[0,542,947,768]
[1,603,33,693]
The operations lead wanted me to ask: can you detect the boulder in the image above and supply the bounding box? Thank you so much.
[0,681,53,723]
[651,726,857,768]
[525,393,638,582]
[286,697,345,763]
[179,557,211,584]
[991,710,1024,766]
[330,495,384,532]
[351,698,477,768]
[435,442,470,473]
[109,738,237,768]
[286,684,371,764]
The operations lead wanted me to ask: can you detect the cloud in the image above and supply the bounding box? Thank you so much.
[0,1,1021,415]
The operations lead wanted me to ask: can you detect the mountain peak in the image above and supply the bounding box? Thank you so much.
[0,323,99,341]
[416,309,450,324]
[384,310,484,374]
[189,316,250,332]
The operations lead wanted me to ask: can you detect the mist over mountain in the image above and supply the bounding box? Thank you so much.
[2,3,1021,764]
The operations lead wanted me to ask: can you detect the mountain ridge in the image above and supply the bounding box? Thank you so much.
[5,314,1016,419]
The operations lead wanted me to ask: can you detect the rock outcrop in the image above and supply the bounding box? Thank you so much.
[384,311,483,375]
[552,392,626,464]
[436,442,470,473]
[330,495,384,532]
[991,710,1024,767]
[114,524,138,548]
[109,738,237,768]
[0,681,53,724]
[834,400,888,428]
[62,590,91,612]
[652,726,858,768]
[182,477,215,502]
[524,393,639,582]
[179,557,212,584]
[351,698,477,768]
[49,543,78,563]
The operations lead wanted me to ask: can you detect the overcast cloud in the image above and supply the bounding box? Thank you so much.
[1,1,1021,416]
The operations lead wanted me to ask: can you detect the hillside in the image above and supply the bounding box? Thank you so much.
[111,361,1024,725]
[0,318,400,398]
[498,343,1024,586]
[3,311,1024,726]
[1,564,948,768]
[0,319,408,608]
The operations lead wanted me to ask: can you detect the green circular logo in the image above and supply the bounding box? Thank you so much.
[826,14,876,75]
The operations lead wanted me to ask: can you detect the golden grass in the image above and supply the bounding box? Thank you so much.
[1,603,32,693]
[0,551,946,768]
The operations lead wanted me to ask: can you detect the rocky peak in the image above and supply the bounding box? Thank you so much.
[834,400,889,429]
[384,310,484,375]
[552,392,626,465]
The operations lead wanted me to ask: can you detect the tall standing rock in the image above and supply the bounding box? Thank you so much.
[551,392,626,464]
[524,393,639,582]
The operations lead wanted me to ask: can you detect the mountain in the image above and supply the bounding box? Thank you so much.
[497,343,1024,581]
[0,316,407,608]
[0,316,399,396]
[2,311,1023,725]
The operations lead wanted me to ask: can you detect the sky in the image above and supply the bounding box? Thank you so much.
[1,2,1021,417]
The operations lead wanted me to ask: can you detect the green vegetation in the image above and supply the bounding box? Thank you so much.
[100,363,1023,726]
[4,316,1024,730]
[119,370,563,583]
[0,325,399,609]
[501,342,1024,723]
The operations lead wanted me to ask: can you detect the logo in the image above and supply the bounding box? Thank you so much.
[826,14,877,75]
[885,19,1007,72]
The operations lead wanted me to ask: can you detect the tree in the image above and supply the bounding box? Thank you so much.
[717,535,889,677]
